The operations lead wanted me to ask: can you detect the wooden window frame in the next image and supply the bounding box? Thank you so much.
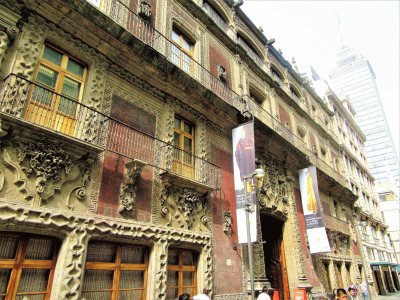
[82,242,148,300]
[0,233,59,300]
[174,116,195,162]
[34,44,87,104]
[171,28,195,74]
[167,249,197,297]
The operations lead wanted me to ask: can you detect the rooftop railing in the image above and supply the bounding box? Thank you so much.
[0,74,221,189]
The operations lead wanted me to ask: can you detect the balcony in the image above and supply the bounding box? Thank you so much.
[0,74,105,148]
[322,212,350,235]
[202,3,228,32]
[87,0,245,112]
[0,74,221,190]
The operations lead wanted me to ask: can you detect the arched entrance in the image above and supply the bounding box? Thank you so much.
[260,214,290,300]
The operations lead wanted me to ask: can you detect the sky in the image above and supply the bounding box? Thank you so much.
[241,0,400,156]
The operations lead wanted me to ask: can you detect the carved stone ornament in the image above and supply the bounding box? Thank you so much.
[217,64,227,84]
[222,211,233,234]
[17,139,73,194]
[160,181,210,231]
[257,157,290,220]
[138,0,152,22]
[119,160,145,218]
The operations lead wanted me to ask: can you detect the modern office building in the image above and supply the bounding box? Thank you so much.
[329,44,400,196]
[0,0,394,299]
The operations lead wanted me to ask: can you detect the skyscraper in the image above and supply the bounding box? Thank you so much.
[329,44,400,195]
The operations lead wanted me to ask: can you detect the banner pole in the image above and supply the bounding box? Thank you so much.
[245,177,255,299]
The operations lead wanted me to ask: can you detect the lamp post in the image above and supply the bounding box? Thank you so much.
[243,168,265,299]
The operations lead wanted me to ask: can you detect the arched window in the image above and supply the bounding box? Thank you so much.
[203,0,228,31]
[249,86,264,104]
[237,33,263,66]
[271,66,283,86]
[290,85,301,103]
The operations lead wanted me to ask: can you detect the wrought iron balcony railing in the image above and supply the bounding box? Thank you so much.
[0,74,106,146]
[0,74,221,189]
[88,0,244,112]
[203,3,228,32]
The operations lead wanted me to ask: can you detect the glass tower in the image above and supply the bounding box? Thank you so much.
[329,44,399,195]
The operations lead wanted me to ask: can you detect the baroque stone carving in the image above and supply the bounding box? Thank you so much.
[138,0,152,22]
[257,157,290,220]
[222,211,233,234]
[160,181,210,231]
[17,139,73,194]
[0,31,9,68]
[218,64,227,84]
[119,160,145,218]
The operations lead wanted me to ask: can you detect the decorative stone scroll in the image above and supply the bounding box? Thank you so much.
[119,159,145,218]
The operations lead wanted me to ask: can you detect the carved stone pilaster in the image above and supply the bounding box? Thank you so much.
[119,160,145,218]
[60,226,89,300]
[0,31,9,68]
[154,239,168,299]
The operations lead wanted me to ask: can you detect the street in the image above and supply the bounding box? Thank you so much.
[376,292,400,300]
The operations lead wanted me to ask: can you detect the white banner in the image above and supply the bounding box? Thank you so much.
[299,166,330,254]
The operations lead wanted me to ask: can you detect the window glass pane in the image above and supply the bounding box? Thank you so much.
[119,270,144,289]
[172,30,180,43]
[17,268,50,293]
[82,269,114,291]
[119,290,143,299]
[121,245,146,264]
[182,286,195,295]
[183,122,192,134]
[16,295,45,300]
[0,269,12,295]
[36,65,58,89]
[173,132,180,147]
[67,58,84,77]
[182,38,191,52]
[182,250,194,265]
[167,270,178,287]
[80,291,111,300]
[61,77,80,99]
[167,249,179,265]
[43,46,62,65]
[171,44,181,66]
[86,242,116,262]
[174,117,181,129]
[182,271,194,285]
[184,137,192,153]
[25,238,55,260]
[0,234,19,259]
[166,288,178,300]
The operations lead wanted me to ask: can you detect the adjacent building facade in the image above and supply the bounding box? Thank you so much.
[0,0,396,299]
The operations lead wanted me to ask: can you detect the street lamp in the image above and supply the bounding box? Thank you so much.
[243,168,265,299]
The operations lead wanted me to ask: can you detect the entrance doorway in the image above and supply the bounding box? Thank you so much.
[261,215,289,300]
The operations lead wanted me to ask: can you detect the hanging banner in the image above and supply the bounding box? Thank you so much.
[299,166,331,254]
[232,122,257,244]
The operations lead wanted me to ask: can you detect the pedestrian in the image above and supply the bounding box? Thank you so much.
[359,281,368,300]
[348,287,359,300]
[336,289,348,300]
[178,293,191,300]
[257,286,271,300]
[193,288,211,300]
[348,282,358,296]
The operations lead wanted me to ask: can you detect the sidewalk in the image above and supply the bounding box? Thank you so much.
[375,291,400,299]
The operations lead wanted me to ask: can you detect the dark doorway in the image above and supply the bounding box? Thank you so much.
[261,215,289,300]
[373,270,382,295]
